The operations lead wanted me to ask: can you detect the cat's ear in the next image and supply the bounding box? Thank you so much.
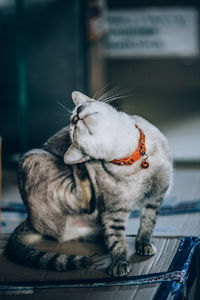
[64,144,90,164]
[72,91,91,106]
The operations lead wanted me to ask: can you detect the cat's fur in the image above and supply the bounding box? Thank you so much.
[5,91,173,276]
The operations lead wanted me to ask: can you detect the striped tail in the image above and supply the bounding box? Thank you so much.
[5,221,92,271]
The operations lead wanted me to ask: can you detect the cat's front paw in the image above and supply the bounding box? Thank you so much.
[135,240,156,256]
[108,260,132,277]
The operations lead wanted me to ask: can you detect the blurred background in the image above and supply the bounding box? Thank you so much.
[0,0,200,232]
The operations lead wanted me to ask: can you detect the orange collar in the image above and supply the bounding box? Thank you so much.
[111,125,149,168]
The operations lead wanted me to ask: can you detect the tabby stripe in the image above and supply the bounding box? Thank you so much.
[66,255,76,269]
[89,191,96,213]
[145,203,161,215]
[110,208,129,214]
[70,255,86,270]
[101,162,119,181]
[110,225,125,231]
[70,182,76,193]
[58,174,72,187]
[58,197,72,214]
[105,232,121,238]
[108,240,119,252]
[145,204,157,210]
[112,218,123,223]
[36,251,48,268]
[48,172,70,184]
[141,215,156,225]
[38,252,56,269]
[47,253,60,270]
[155,209,161,216]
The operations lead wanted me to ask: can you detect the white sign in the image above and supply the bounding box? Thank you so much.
[105,8,199,57]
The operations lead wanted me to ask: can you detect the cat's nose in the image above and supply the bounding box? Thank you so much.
[72,105,83,124]
[72,115,79,124]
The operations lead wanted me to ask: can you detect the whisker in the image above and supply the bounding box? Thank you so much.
[93,84,113,101]
[97,87,118,101]
[103,95,129,103]
[93,84,112,100]
[97,86,126,102]
[56,100,73,115]
[93,86,105,100]
[95,83,123,101]
[97,86,132,104]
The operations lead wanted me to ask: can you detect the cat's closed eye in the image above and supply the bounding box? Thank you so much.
[76,105,83,114]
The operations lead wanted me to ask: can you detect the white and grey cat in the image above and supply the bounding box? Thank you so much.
[5,91,172,277]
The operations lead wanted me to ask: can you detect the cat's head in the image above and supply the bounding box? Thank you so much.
[64,91,138,164]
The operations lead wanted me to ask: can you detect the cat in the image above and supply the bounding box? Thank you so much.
[5,91,173,277]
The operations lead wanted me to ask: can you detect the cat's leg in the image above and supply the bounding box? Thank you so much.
[135,192,166,256]
[72,164,92,213]
[18,149,92,240]
[101,210,131,277]
[135,167,172,256]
